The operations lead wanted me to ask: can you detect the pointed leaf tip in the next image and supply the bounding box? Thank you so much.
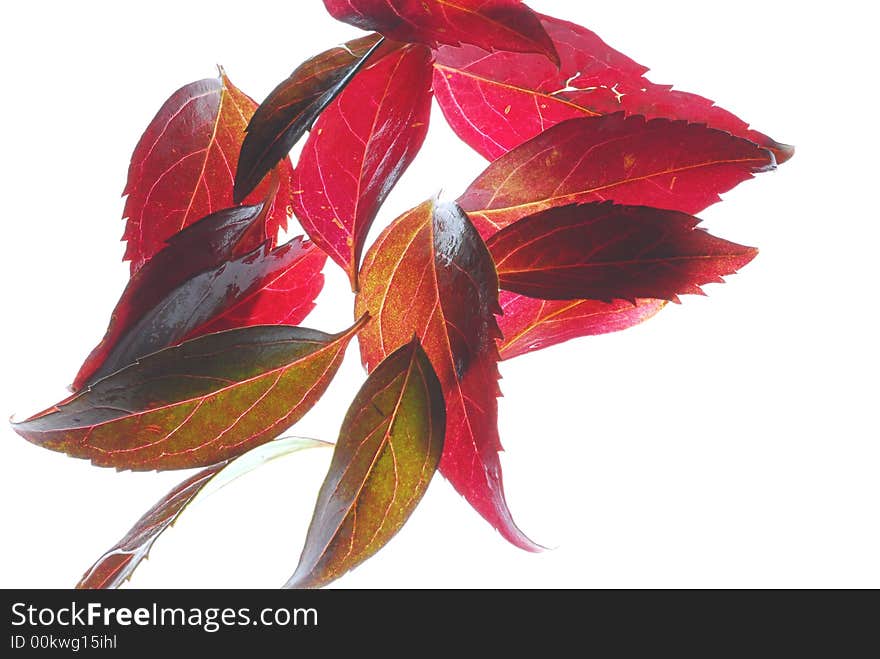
[488,202,760,303]
[459,113,777,237]
[14,321,364,471]
[123,72,292,274]
[497,295,668,360]
[434,13,790,165]
[77,438,329,589]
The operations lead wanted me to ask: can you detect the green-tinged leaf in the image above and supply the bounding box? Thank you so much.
[77,437,330,590]
[12,319,367,470]
[356,199,539,550]
[285,338,445,589]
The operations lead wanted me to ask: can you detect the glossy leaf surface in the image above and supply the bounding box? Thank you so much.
[322,0,558,63]
[458,114,777,237]
[78,438,329,589]
[123,72,293,273]
[183,241,325,339]
[356,199,539,550]
[498,294,666,360]
[488,202,758,302]
[77,237,326,387]
[73,203,291,390]
[13,319,365,470]
[286,339,445,589]
[234,35,386,203]
[434,14,793,163]
[292,43,433,290]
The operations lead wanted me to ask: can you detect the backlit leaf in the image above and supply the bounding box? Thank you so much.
[77,437,330,590]
[183,242,325,340]
[286,339,445,589]
[322,0,559,63]
[487,202,758,303]
[234,35,387,203]
[356,199,540,551]
[497,294,667,360]
[434,14,793,163]
[292,43,433,290]
[12,318,366,470]
[123,71,293,273]
[458,114,777,237]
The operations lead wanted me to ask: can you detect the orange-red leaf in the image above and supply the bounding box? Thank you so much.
[292,43,433,290]
[322,0,559,63]
[12,319,365,471]
[356,199,540,551]
[123,71,293,273]
[434,13,793,164]
[458,114,777,237]
[286,339,445,589]
[487,202,758,303]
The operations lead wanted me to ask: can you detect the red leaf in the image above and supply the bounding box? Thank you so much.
[434,13,793,164]
[13,319,366,471]
[459,113,772,360]
[77,237,326,388]
[77,438,328,589]
[322,0,559,63]
[123,70,293,273]
[356,199,540,551]
[487,202,758,303]
[458,114,777,237]
[497,294,667,360]
[234,34,388,203]
[292,43,433,290]
[286,339,445,589]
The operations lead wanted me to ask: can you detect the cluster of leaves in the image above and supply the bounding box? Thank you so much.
[12,0,790,588]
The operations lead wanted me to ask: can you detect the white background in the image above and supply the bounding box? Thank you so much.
[1,1,877,589]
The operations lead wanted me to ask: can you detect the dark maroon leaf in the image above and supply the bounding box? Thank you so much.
[80,237,326,387]
[74,202,274,391]
[182,243,325,340]
[487,202,759,303]
[233,34,387,203]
